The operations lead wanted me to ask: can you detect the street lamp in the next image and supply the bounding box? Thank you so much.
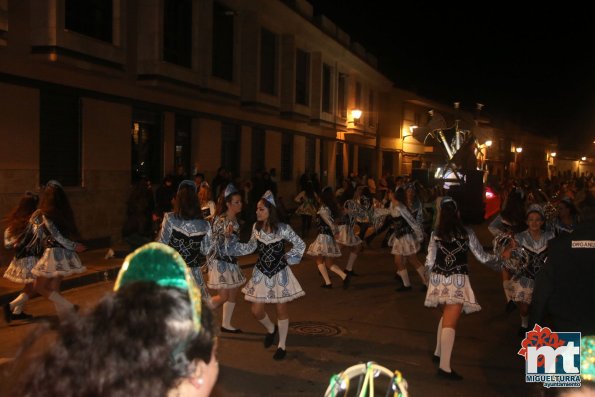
[485,140,493,147]
[550,152,557,158]
[516,147,523,153]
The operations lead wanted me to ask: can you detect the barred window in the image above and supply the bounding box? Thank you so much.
[322,63,332,113]
[260,28,277,95]
[251,128,266,172]
[131,109,163,183]
[295,49,310,106]
[221,123,240,178]
[212,1,234,81]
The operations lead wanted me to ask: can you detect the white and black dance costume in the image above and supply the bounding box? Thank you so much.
[30,209,86,278]
[307,205,341,258]
[383,202,424,256]
[336,200,364,275]
[207,213,246,290]
[239,223,306,303]
[3,225,39,284]
[505,229,555,305]
[424,228,500,313]
[157,212,212,299]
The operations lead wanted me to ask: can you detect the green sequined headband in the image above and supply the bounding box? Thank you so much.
[114,242,202,332]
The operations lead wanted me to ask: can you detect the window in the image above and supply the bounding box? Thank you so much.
[338,74,346,118]
[40,90,81,186]
[251,127,266,172]
[260,28,277,95]
[131,109,162,183]
[295,49,310,106]
[322,63,332,113]
[212,1,234,81]
[355,82,362,108]
[281,133,293,181]
[65,0,113,43]
[221,123,240,178]
[305,136,316,173]
[368,90,375,126]
[163,0,192,68]
[174,115,191,177]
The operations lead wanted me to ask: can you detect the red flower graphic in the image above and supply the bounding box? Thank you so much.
[518,324,566,367]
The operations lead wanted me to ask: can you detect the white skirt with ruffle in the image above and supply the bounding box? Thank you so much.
[424,272,481,314]
[335,225,362,247]
[206,259,246,290]
[389,233,420,256]
[307,234,342,257]
[32,248,86,278]
[507,275,534,305]
[3,256,37,283]
[242,266,305,303]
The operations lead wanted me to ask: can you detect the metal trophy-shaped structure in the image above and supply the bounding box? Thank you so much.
[411,107,486,223]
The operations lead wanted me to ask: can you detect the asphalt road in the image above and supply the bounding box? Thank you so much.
[0,222,544,397]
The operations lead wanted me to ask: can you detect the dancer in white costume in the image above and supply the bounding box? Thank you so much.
[503,204,555,336]
[378,187,426,291]
[306,186,350,289]
[236,191,305,360]
[31,180,87,317]
[3,192,40,322]
[207,184,247,333]
[425,197,501,380]
[157,180,212,299]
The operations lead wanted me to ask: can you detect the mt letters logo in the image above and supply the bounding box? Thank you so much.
[518,324,581,388]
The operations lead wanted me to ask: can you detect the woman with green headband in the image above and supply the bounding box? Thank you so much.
[7,243,219,397]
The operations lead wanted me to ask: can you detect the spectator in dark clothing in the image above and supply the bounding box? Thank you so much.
[155,175,175,219]
[121,178,155,250]
[263,172,277,198]
[530,203,595,334]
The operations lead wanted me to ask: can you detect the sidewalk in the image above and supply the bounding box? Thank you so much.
[0,248,258,306]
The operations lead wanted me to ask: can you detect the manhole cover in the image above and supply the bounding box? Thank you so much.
[290,321,345,336]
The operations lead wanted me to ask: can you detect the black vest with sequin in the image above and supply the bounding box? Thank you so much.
[392,215,413,239]
[169,229,206,268]
[315,215,333,236]
[433,237,470,276]
[255,240,287,278]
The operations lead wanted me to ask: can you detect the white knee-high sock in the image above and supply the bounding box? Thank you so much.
[397,269,411,287]
[330,264,347,280]
[346,252,357,271]
[10,292,29,314]
[434,317,443,356]
[48,291,74,313]
[222,302,237,330]
[439,327,456,372]
[278,319,289,350]
[258,313,275,333]
[416,266,428,286]
[317,263,332,285]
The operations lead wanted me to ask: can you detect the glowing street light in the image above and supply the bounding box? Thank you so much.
[550,152,557,158]
[581,156,587,161]
[485,140,493,147]
[516,147,523,153]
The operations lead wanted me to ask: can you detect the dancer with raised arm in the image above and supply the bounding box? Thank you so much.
[30,180,86,317]
[207,184,246,333]
[236,191,306,360]
[425,197,501,380]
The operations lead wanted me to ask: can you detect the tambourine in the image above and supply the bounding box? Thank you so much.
[543,201,558,222]
[501,247,530,274]
[325,362,409,397]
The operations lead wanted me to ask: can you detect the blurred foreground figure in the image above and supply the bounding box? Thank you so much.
[7,242,218,397]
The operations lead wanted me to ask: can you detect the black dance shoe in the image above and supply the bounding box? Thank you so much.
[273,348,286,360]
[343,274,352,290]
[437,368,463,380]
[517,326,529,338]
[505,300,517,314]
[344,270,360,277]
[395,285,412,292]
[320,283,333,289]
[432,354,440,363]
[10,312,33,321]
[264,326,278,348]
[221,326,243,334]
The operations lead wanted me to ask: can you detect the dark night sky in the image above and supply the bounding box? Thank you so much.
[307,1,595,152]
